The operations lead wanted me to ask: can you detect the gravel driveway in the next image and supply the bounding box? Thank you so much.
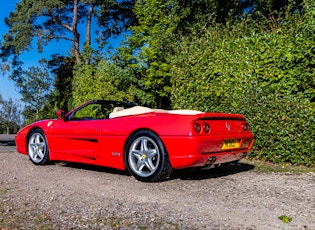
[1,146,314,229]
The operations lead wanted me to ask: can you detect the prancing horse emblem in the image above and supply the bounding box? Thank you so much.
[226,122,231,132]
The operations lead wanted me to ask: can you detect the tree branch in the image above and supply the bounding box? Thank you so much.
[49,15,73,32]
[49,35,75,42]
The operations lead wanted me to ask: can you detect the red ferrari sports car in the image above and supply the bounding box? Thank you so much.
[15,100,254,182]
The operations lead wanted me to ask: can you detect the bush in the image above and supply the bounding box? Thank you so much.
[169,16,315,166]
[72,61,136,107]
[216,84,315,166]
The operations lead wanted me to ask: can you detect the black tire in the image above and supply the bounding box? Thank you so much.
[27,129,50,165]
[124,130,173,182]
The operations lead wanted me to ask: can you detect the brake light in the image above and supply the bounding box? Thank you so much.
[243,122,250,132]
[193,121,211,134]
[203,122,210,133]
[193,122,201,133]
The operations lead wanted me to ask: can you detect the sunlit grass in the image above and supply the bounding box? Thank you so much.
[242,159,315,174]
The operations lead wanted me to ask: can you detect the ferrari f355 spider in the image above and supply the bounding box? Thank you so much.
[15,100,254,182]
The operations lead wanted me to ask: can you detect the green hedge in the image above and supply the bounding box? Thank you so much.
[170,19,315,166]
[216,85,315,166]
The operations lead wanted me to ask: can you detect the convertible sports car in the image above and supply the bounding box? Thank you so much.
[15,100,254,182]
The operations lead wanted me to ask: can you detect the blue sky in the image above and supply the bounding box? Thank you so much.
[0,1,123,102]
[0,0,69,100]
[0,1,73,101]
[0,0,20,101]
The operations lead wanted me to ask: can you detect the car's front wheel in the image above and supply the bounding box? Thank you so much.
[28,129,50,165]
[125,130,173,182]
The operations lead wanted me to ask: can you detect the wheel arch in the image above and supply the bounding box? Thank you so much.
[123,128,173,182]
[26,127,50,165]
[25,126,45,153]
[123,128,167,156]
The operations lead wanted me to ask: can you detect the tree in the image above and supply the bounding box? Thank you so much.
[47,54,75,112]
[3,0,87,64]
[0,97,22,134]
[1,0,136,112]
[3,0,91,64]
[253,0,303,16]
[116,0,235,108]
[2,0,135,64]
[17,59,52,122]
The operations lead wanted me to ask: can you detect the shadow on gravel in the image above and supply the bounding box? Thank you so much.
[172,162,255,181]
[59,162,130,177]
[57,161,255,182]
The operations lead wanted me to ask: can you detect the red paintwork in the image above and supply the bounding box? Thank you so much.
[15,103,254,171]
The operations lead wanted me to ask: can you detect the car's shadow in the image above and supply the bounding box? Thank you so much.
[171,162,255,181]
[57,161,255,182]
[57,162,130,177]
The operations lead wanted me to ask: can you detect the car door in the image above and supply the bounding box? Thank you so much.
[48,119,104,159]
[46,103,109,159]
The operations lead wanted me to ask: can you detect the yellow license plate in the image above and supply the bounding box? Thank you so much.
[221,139,240,150]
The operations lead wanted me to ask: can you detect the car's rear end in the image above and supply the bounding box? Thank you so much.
[162,112,254,169]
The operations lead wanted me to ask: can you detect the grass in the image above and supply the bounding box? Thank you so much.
[278,215,293,224]
[0,188,9,195]
[241,159,315,174]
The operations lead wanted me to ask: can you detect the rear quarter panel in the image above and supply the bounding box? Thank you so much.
[112,112,253,169]
[110,113,195,136]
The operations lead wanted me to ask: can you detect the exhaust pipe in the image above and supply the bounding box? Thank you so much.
[208,156,216,164]
[240,152,247,159]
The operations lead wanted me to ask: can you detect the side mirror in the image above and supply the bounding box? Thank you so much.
[56,110,65,120]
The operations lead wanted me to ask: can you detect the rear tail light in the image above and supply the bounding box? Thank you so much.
[193,121,211,134]
[203,122,210,133]
[193,122,201,133]
[243,122,250,132]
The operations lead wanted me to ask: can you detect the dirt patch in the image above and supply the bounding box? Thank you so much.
[0,147,314,229]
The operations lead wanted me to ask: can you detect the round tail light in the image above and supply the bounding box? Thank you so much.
[203,122,210,133]
[243,122,250,132]
[193,122,201,133]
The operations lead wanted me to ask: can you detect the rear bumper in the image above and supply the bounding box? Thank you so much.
[162,133,254,169]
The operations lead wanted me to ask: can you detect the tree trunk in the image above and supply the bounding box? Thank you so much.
[86,1,94,47]
[73,0,81,64]
[85,1,94,65]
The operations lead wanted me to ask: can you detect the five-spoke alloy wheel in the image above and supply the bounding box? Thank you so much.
[28,129,50,165]
[125,130,172,182]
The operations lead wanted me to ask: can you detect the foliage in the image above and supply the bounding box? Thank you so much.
[169,10,315,165]
[16,59,53,124]
[278,215,293,224]
[2,0,136,64]
[72,60,135,107]
[217,83,314,166]
[46,55,75,112]
[3,0,81,61]
[170,15,315,109]
[116,0,178,108]
[0,97,22,134]
[116,0,247,108]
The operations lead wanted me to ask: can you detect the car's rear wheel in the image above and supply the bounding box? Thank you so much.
[28,129,50,165]
[125,130,173,182]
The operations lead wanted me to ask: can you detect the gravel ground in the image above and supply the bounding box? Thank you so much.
[0,146,314,230]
